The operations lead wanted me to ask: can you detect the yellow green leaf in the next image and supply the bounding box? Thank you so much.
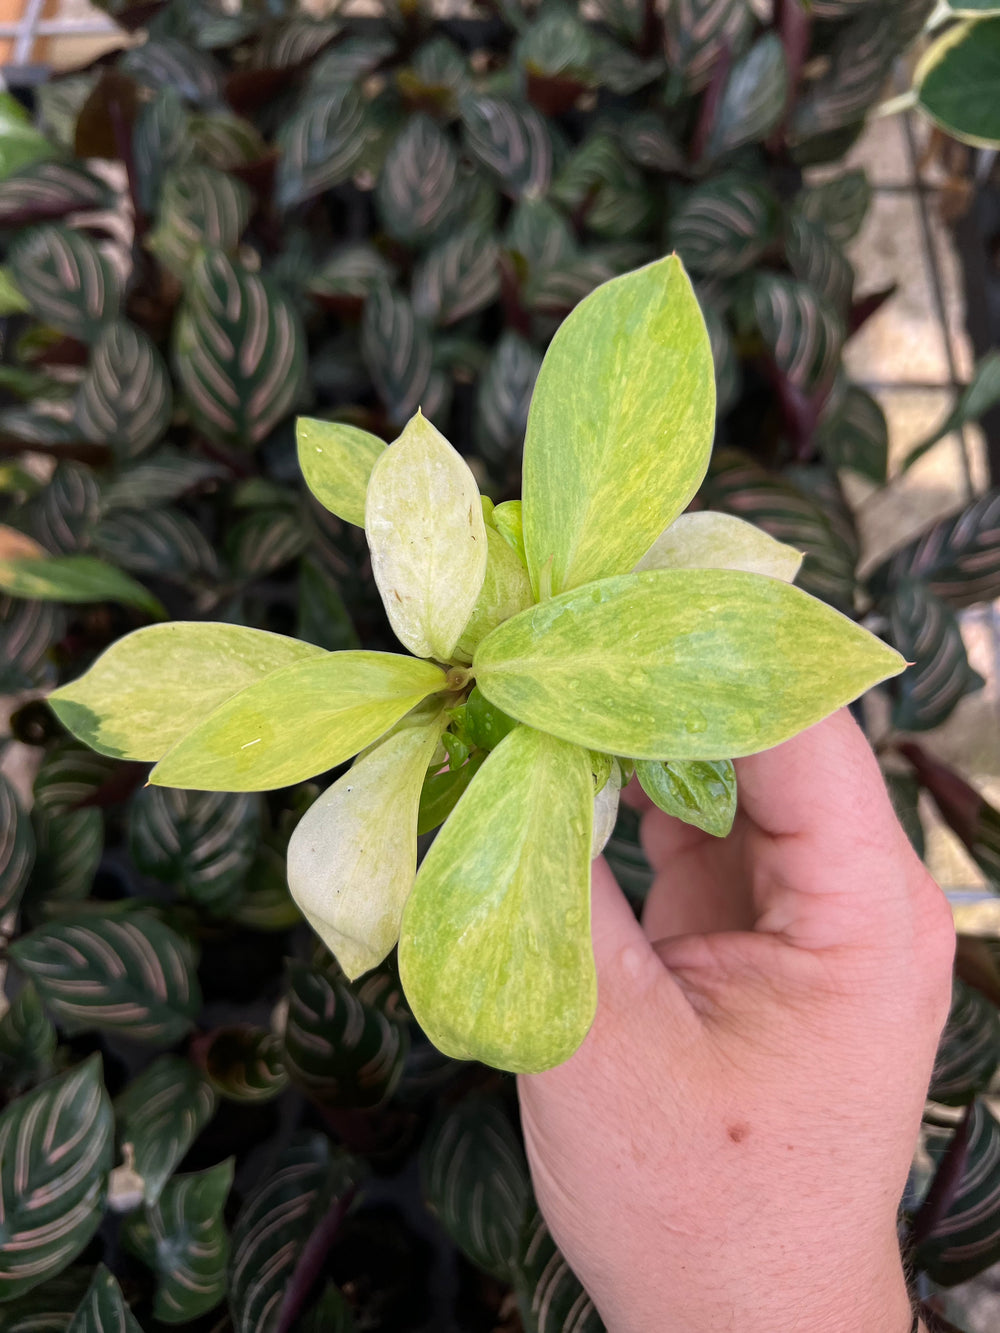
[287,705,446,978]
[521,255,714,598]
[49,623,325,761]
[0,552,165,618]
[366,412,487,661]
[296,416,385,527]
[453,526,534,663]
[399,726,595,1074]
[475,569,904,760]
[634,510,802,582]
[592,758,622,858]
[151,652,446,791]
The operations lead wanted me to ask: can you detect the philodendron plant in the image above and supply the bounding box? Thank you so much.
[49,257,902,1073]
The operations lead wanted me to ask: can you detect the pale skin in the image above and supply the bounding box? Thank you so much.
[518,710,956,1333]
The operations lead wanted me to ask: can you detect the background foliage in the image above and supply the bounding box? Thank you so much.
[2,0,1000,1327]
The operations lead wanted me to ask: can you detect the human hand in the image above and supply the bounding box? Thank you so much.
[517,710,955,1333]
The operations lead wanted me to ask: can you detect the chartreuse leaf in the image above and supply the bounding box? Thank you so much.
[50,624,324,762]
[453,526,533,662]
[0,553,165,618]
[0,1056,113,1302]
[475,570,904,762]
[915,18,1000,149]
[399,726,594,1074]
[287,705,446,979]
[115,1056,217,1206]
[636,759,737,838]
[366,412,487,661]
[491,500,526,565]
[521,256,714,599]
[634,511,802,582]
[66,1265,143,1333]
[296,417,386,527]
[151,651,445,791]
[122,1160,232,1324]
[592,758,622,858]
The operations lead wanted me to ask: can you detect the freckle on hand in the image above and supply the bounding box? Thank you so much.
[727,1123,750,1144]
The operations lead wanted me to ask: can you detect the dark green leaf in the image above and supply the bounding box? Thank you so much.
[8,225,122,345]
[300,1285,354,1333]
[132,88,194,215]
[412,226,500,326]
[307,34,398,89]
[700,298,741,415]
[66,1265,143,1333]
[149,166,252,278]
[785,214,854,315]
[374,114,462,247]
[0,404,79,449]
[797,170,871,245]
[122,1161,232,1324]
[228,1136,361,1333]
[670,175,776,278]
[307,243,395,305]
[0,774,34,916]
[0,985,56,1096]
[282,959,408,1110]
[175,248,307,449]
[275,87,367,210]
[461,96,553,199]
[102,450,225,512]
[0,1056,113,1302]
[635,758,737,838]
[27,462,100,555]
[550,133,652,239]
[901,351,1000,472]
[196,1027,288,1103]
[887,579,984,731]
[227,508,308,579]
[115,1056,218,1206]
[791,10,895,141]
[867,490,1000,610]
[75,320,173,461]
[916,17,1000,147]
[930,980,1000,1106]
[0,1268,91,1332]
[422,1096,530,1282]
[621,111,685,172]
[885,771,925,858]
[504,197,576,273]
[92,509,218,586]
[253,17,340,68]
[752,273,844,395]
[905,747,1000,891]
[664,0,753,92]
[814,385,888,482]
[919,1101,1000,1285]
[361,286,433,427]
[0,161,113,228]
[475,332,541,467]
[417,753,486,835]
[189,111,268,171]
[705,33,788,159]
[297,556,360,653]
[516,5,593,79]
[517,1209,605,1332]
[128,787,259,918]
[121,39,221,107]
[27,807,103,908]
[10,911,202,1046]
[0,93,58,181]
[0,594,62,693]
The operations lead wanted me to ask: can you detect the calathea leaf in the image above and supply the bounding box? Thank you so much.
[635,758,737,838]
[475,570,904,761]
[375,114,462,247]
[194,1027,288,1103]
[0,983,56,1096]
[365,412,487,661]
[128,787,259,917]
[752,273,844,395]
[297,417,385,527]
[228,1136,361,1333]
[297,555,360,653]
[399,726,595,1073]
[121,1160,232,1324]
[797,170,871,245]
[75,319,173,460]
[867,490,1000,610]
[150,650,446,791]
[27,806,102,910]
[475,332,541,467]
[25,461,100,557]
[10,911,201,1045]
[517,1209,605,1333]
[412,226,501,326]
[282,958,408,1109]
[148,166,252,278]
[885,580,984,731]
[791,9,895,141]
[914,17,1000,148]
[174,248,307,449]
[0,1056,113,1301]
[66,1265,143,1333]
[0,160,114,227]
[785,214,854,316]
[421,1096,530,1282]
[132,87,194,215]
[522,255,715,598]
[704,33,789,160]
[0,1269,93,1331]
[461,95,553,198]
[453,524,533,662]
[287,705,446,979]
[885,771,925,859]
[275,85,367,210]
[901,743,1000,891]
[918,1100,1000,1286]
[226,508,308,579]
[0,552,165,619]
[669,175,777,279]
[102,449,224,512]
[361,285,433,428]
[901,351,1000,472]
[92,508,219,586]
[0,772,35,916]
[307,242,396,307]
[814,384,888,483]
[549,133,653,239]
[664,0,753,91]
[115,1056,218,1206]
[634,511,803,583]
[929,980,1000,1107]
[50,622,325,761]
[121,38,221,106]
[8,224,122,344]
[189,110,268,171]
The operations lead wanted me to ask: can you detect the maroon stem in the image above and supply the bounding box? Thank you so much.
[275,1183,358,1333]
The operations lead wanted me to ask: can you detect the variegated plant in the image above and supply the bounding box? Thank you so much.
[50,258,902,1072]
